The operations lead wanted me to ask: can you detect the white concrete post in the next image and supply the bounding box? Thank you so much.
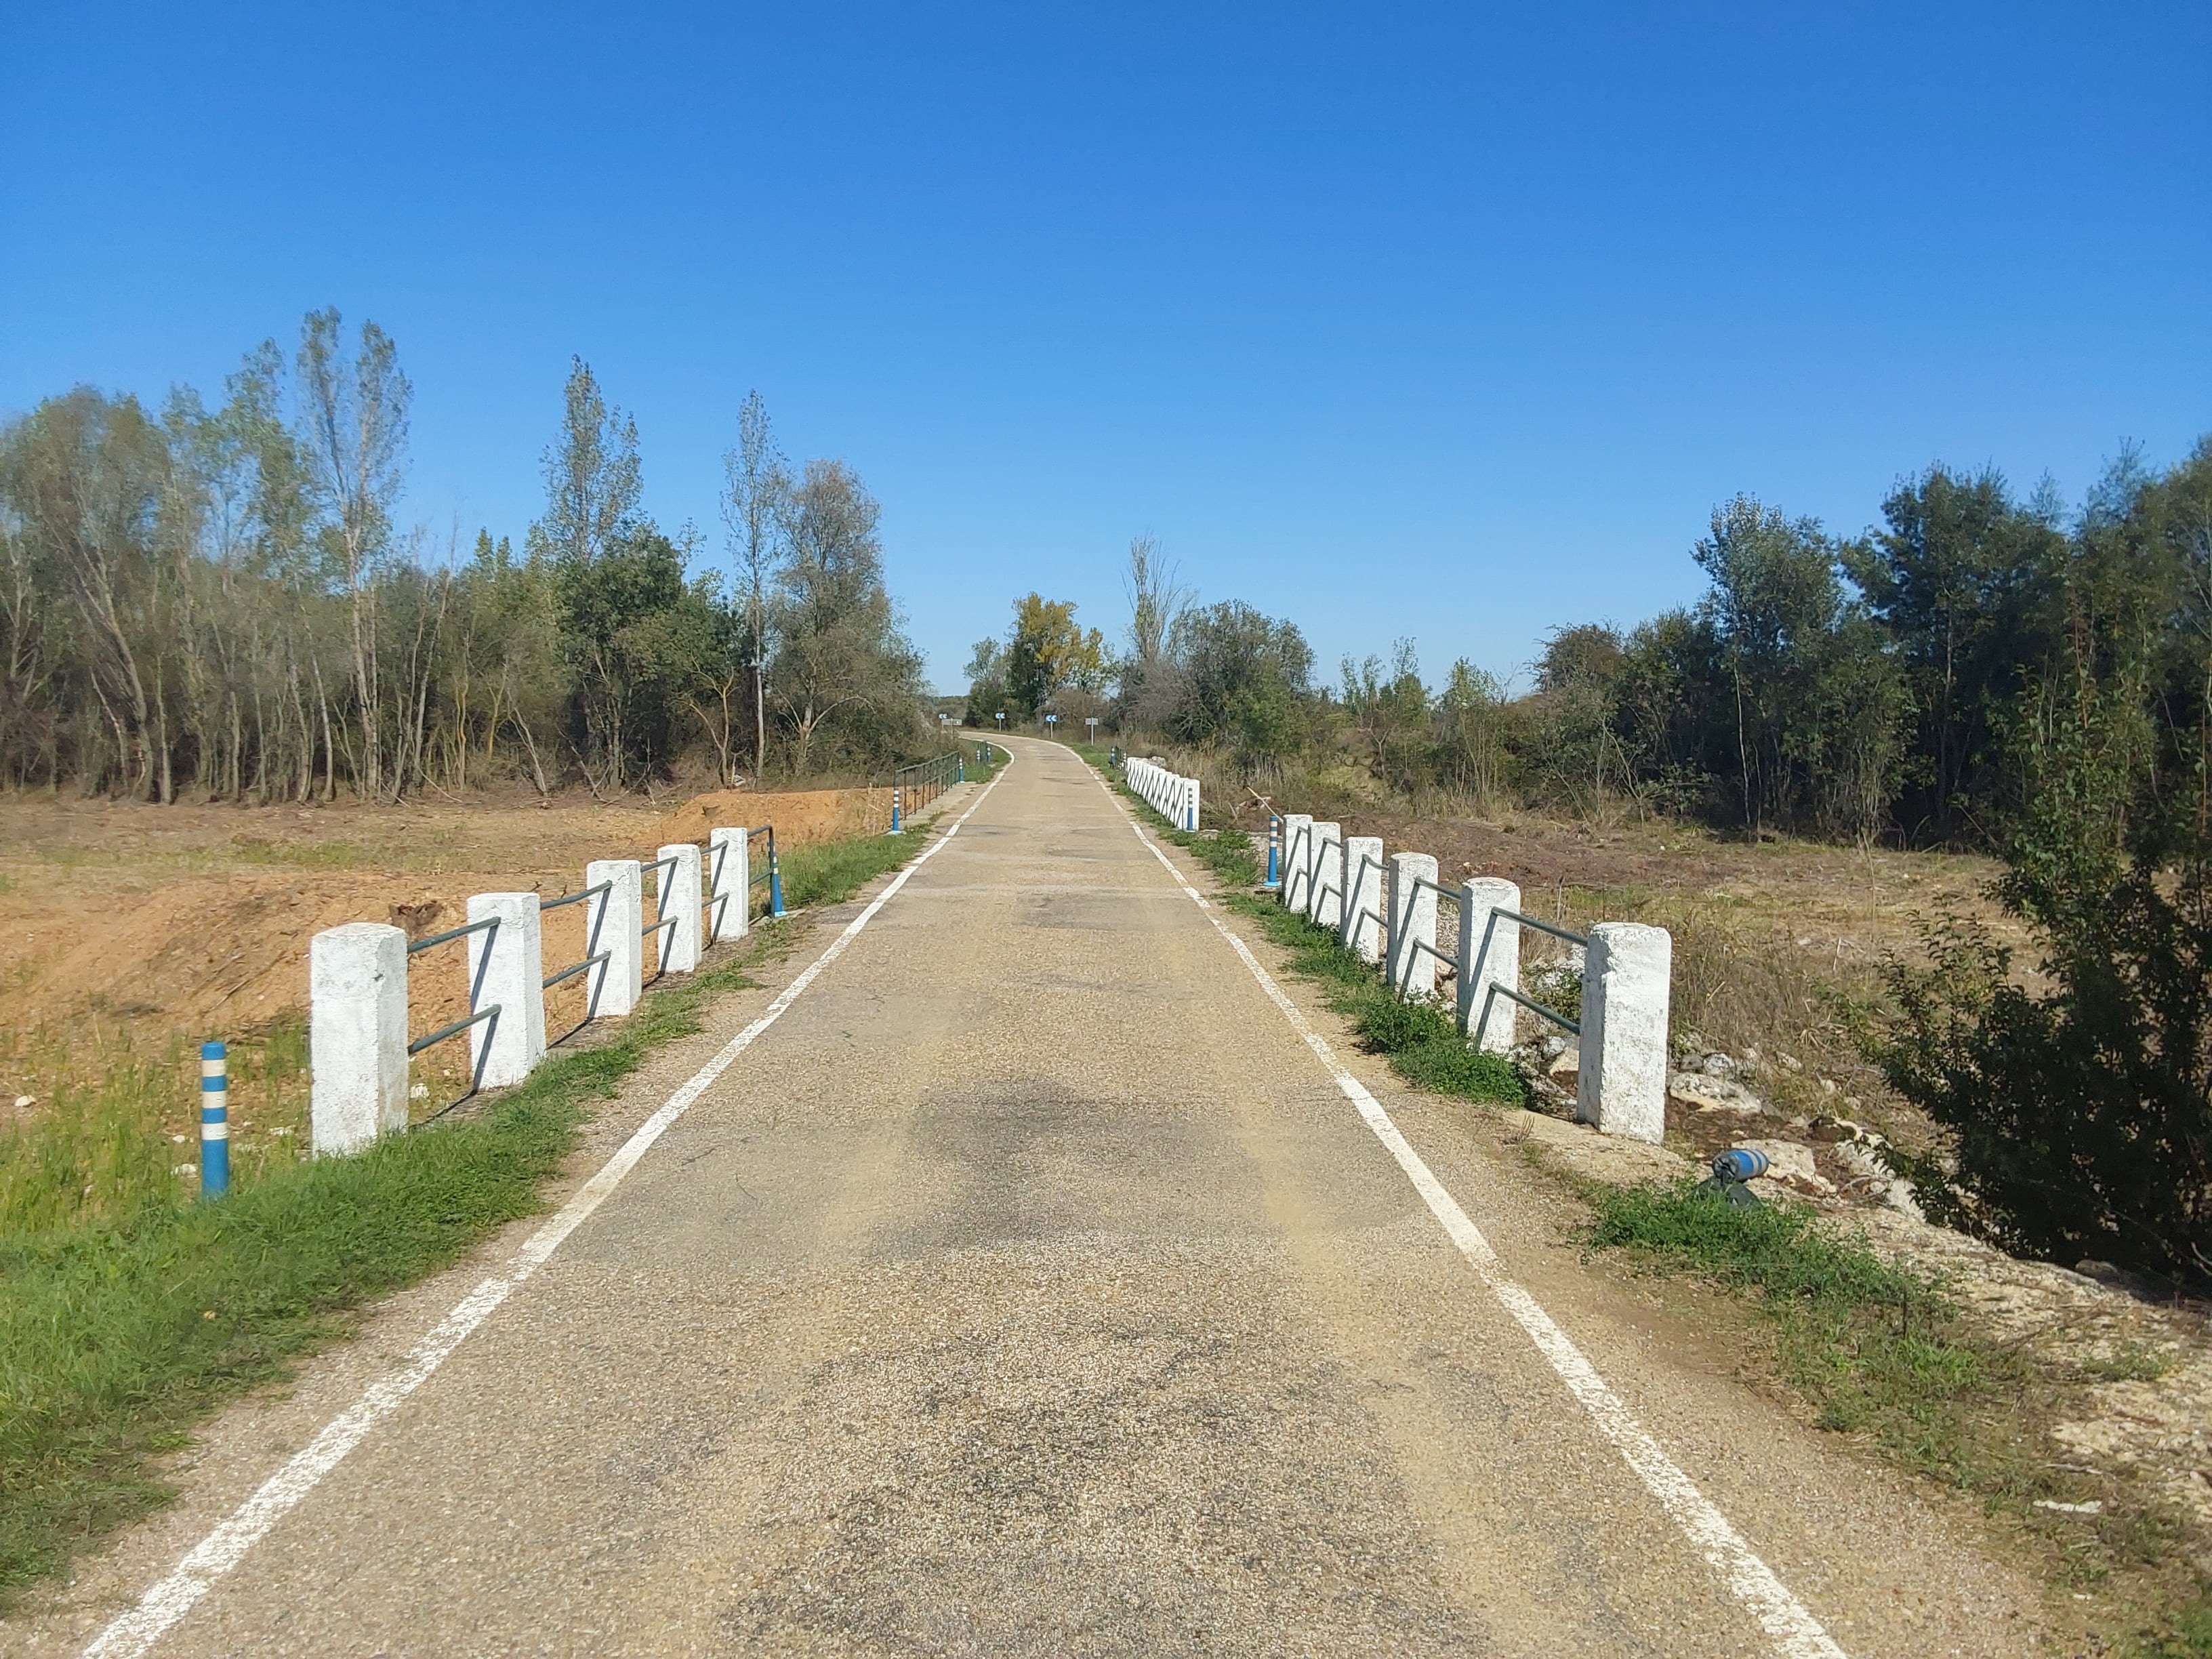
[1457,878,1522,1051]
[585,858,643,1019]
[1576,922,1673,1143]
[1341,835,1385,962]
[1282,815,1314,913]
[466,893,545,1090]
[1387,852,1439,998]
[657,842,702,975]
[708,826,750,945]
[310,922,408,1156]
[1309,822,1343,930]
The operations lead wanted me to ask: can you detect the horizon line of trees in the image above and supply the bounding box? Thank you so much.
[973,438,2212,1281]
[0,313,932,804]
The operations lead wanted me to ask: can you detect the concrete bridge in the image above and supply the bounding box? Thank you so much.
[68,737,2047,1658]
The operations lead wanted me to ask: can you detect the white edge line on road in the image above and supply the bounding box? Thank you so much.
[1092,766,1847,1659]
[84,759,1014,1659]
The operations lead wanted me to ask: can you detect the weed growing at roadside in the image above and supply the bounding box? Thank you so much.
[1226,894,1525,1107]
[0,811,939,1610]
[1069,741,1521,1109]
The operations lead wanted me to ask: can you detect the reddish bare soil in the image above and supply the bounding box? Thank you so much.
[0,785,895,1093]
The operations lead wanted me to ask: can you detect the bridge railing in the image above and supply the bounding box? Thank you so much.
[308,816,790,1160]
[1250,798,1670,1144]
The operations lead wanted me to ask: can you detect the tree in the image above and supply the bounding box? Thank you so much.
[296,310,410,800]
[769,459,926,771]
[1004,594,1106,716]
[1846,467,2064,844]
[1693,496,1905,837]
[720,390,787,781]
[529,361,658,790]
[1118,533,1191,728]
[1169,601,1313,764]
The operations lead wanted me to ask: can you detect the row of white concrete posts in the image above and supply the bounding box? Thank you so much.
[1126,756,1200,832]
[1276,813,1672,1142]
[306,825,766,1159]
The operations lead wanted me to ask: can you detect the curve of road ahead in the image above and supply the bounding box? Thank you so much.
[83,737,2050,1658]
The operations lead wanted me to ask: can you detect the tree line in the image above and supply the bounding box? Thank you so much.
[977,437,2212,1281]
[0,312,931,802]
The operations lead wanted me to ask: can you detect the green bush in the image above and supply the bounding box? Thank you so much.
[1875,714,2212,1284]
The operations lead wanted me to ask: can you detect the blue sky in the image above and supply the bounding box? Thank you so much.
[4,3,2207,693]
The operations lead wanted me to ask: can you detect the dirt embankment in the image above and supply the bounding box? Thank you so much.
[0,786,893,1084]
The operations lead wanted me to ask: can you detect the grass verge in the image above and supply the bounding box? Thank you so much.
[0,817,937,1612]
[1067,741,1522,1109]
[1587,1179,2212,1654]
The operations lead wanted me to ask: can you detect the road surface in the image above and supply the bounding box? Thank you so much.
[59,737,2052,1657]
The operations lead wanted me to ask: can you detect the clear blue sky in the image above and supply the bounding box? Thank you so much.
[5,3,2207,693]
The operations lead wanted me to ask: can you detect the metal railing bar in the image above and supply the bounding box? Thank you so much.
[539,880,613,912]
[1413,937,1454,964]
[641,854,678,877]
[642,914,678,938]
[407,915,499,956]
[408,1002,500,1056]
[1492,907,1589,947]
[1477,981,1580,1043]
[541,951,611,991]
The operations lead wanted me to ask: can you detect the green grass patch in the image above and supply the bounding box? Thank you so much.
[1588,1179,2212,1647]
[1063,741,1519,1109]
[1587,1181,2010,1473]
[0,811,941,1610]
[1226,892,1525,1108]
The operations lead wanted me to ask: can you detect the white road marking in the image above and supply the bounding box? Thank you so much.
[83,760,1013,1659]
[1092,764,1847,1659]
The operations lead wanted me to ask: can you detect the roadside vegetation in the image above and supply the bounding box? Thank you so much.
[1589,1180,2212,1655]
[0,817,939,1611]
[0,325,937,805]
[1080,743,1524,1110]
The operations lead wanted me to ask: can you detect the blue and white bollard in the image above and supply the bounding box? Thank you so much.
[200,1040,230,1197]
[767,831,785,917]
[1265,815,1282,889]
[890,784,903,835]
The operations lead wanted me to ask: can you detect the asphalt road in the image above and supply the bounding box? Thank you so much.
[63,737,2055,1657]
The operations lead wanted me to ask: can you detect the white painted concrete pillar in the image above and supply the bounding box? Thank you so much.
[1309,822,1344,930]
[708,827,750,945]
[310,922,409,1156]
[585,858,643,1019]
[1387,853,1439,998]
[1341,836,1385,962]
[657,842,703,975]
[1282,815,1314,913]
[1457,878,1522,1051]
[466,893,545,1090]
[1576,922,1673,1143]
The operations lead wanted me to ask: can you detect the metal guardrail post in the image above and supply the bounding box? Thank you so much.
[467,893,545,1088]
[1387,852,1439,998]
[585,858,644,1017]
[1282,815,1313,912]
[708,827,749,944]
[199,1040,229,1197]
[1576,922,1673,1143]
[310,922,408,1156]
[1310,821,1344,930]
[656,843,702,974]
[1456,878,1521,1049]
[1338,835,1381,961]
